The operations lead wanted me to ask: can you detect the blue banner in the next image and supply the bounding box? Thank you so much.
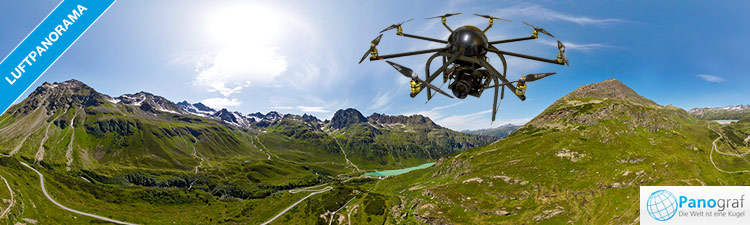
[0,0,115,115]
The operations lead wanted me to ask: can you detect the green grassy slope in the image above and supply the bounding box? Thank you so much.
[0,80,490,224]
[367,79,750,224]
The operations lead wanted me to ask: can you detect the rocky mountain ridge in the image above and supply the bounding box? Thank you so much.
[18,80,454,132]
[1,79,493,172]
[461,123,521,138]
[688,104,750,120]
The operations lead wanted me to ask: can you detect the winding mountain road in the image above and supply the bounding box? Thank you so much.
[708,124,750,173]
[328,180,379,225]
[261,186,332,225]
[19,161,137,225]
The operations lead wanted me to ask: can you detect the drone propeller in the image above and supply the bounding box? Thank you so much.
[473,14,511,22]
[488,72,557,88]
[359,34,383,64]
[557,40,569,66]
[521,72,557,82]
[385,60,454,98]
[522,21,554,38]
[380,18,414,33]
[425,13,461,19]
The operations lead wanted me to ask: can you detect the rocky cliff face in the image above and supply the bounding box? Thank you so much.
[330,108,368,129]
[12,80,105,116]
[367,113,439,128]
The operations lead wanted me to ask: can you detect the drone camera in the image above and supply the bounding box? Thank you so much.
[448,67,484,99]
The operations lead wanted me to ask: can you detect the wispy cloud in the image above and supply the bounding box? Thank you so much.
[436,109,532,131]
[200,97,241,109]
[296,106,330,113]
[404,102,464,121]
[697,74,726,83]
[368,90,396,111]
[269,106,293,110]
[269,95,350,119]
[493,4,626,26]
[539,40,617,53]
[435,109,492,130]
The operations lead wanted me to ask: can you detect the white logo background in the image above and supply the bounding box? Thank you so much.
[641,186,750,225]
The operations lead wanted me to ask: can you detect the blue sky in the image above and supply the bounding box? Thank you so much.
[1,0,748,130]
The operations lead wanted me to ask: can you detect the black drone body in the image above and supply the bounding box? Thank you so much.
[448,26,489,57]
[360,14,569,122]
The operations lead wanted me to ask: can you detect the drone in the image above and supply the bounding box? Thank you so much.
[359,13,569,122]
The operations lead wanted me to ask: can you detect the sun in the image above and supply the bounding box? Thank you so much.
[203,2,286,47]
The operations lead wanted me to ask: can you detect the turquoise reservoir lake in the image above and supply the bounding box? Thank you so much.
[362,162,436,177]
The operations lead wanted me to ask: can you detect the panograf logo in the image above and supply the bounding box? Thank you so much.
[641,186,750,224]
[646,190,678,221]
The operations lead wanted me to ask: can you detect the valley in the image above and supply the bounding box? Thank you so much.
[0,78,747,224]
[0,80,492,224]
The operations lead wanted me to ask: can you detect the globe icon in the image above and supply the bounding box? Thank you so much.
[646,190,678,221]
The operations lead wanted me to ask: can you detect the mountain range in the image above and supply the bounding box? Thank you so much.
[689,104,750,120]
[461,124,522,138]
[0,79,492,170]
[0,79,497,223]
[0,78,747,224]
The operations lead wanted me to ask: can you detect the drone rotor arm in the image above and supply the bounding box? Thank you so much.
[371,48,447,61]
[488,48,564,65]
[476,57,524,101]
[399,33,448,44]
[488,36,537,45]
[492,75,500,121]
[441,19,453,32]
[413,76,453,98]
[416,51,461,99]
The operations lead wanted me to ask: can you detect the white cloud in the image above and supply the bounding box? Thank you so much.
[200,97,241,109]
[194,46,287,97]
[697,74,726,83]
